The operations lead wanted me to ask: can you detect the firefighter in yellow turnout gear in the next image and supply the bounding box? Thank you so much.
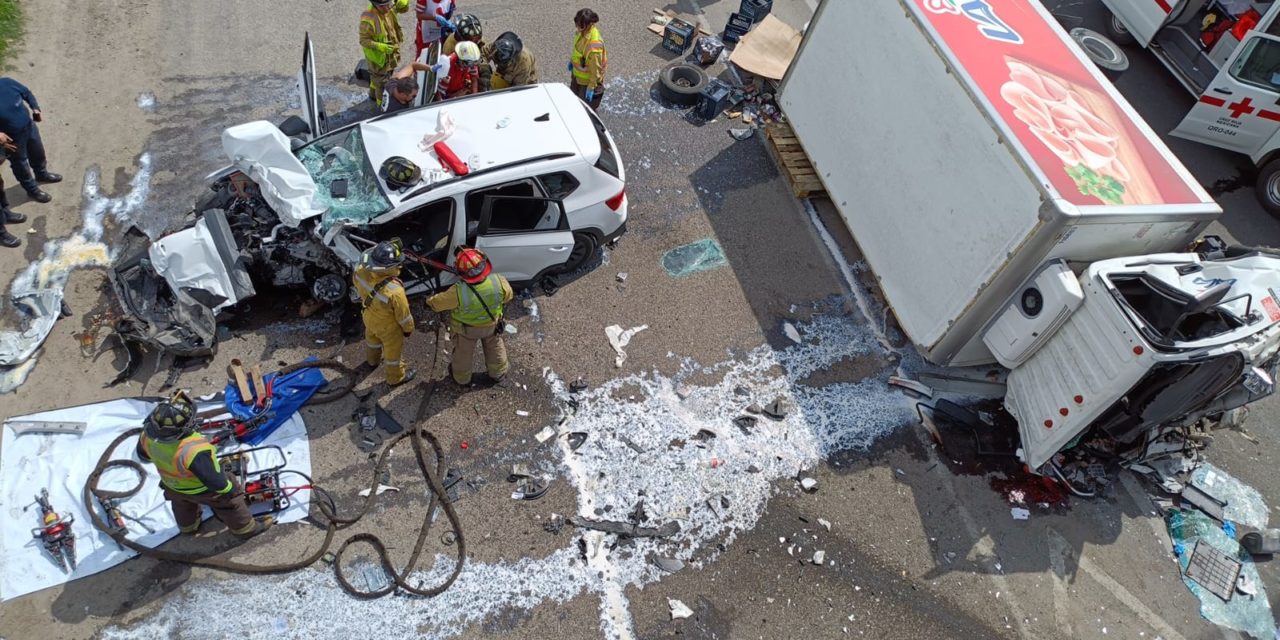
[427,247,513,385]
[136,392,271,537]
[354,241,417,385]
[360,0,411,105]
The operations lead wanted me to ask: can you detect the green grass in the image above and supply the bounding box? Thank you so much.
[0,0,22,68]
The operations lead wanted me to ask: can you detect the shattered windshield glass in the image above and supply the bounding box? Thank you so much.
[296,126,390,228]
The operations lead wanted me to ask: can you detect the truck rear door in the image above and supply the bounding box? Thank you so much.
[1172,32,1280,154]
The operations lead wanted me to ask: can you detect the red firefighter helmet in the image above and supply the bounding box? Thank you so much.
[454,247,491,284]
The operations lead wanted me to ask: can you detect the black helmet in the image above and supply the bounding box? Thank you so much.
[361,240,405,270]
[380,156,421,190]
[144,392,196,442]
[455,13,482,40]
[493,32,523,66]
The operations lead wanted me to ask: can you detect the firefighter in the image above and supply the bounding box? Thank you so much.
[437,41,483,100]
[353,229,418,385]
[442,13,492,90]
[569,8,607,111]
[427,246,513,386]
[136,392,272,537]
[360,0,411,105]
[485,31,538,89]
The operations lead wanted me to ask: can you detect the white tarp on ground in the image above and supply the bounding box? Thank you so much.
[221,121,326,226]
[0,398,312,601]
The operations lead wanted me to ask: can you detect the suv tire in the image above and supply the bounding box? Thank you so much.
[659,64,709,106]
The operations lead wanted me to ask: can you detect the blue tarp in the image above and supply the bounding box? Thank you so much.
[223,361,326,446]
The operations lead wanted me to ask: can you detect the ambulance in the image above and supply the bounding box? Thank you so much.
[1103,0,1280,214]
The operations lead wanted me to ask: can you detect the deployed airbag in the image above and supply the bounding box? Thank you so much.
[221,121,326,226]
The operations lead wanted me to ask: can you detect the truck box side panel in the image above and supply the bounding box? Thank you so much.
[780,0,1044,353]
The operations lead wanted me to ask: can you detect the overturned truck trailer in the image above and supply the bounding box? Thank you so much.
[781,0,1280,476]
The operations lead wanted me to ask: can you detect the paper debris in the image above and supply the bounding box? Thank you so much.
[668,598,694,620]
[605,324,649,367]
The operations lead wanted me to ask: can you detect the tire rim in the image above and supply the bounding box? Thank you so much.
[1070,28,1129,71]
[1267,173,1280,207]
[1111,15,1130,36]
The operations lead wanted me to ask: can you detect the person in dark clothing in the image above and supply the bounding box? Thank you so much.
[136,392,272,537]
[382,76,420,114]
[0,78,61,203]
[0,133,26,248]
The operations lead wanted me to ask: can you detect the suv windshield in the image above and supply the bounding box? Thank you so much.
[296,126,390,228]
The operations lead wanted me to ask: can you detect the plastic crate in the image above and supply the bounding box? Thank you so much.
[663,18,697,54]
[696,79,733,120]
[723,12,752,44]
[739,0,772,23]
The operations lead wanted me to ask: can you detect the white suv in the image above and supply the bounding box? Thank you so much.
[109,35,627,356]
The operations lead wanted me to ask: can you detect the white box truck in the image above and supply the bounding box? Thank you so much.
[780,0,1280,477]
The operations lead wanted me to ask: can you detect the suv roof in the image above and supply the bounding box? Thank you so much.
[360,84,601,206]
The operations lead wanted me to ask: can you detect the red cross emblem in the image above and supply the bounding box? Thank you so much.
[1228,97,1256,119]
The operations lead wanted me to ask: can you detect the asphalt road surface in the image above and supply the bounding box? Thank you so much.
[0,1,1275,639]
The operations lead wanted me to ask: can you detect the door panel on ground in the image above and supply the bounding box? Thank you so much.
[297,33,324,139]
[1173,33,1280,154]
[473,195,573,282]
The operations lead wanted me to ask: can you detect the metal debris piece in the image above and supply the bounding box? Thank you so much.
[1237,573,1258,597]
[568,516,680,538]
[5,420,87,437]
[733,415,757,434]
[818,518,832,531]
[692,428,717,442]
[746,403,764,415]
[799,477,817,492]
[544,513,565,534]
[535,425,556,443]
[653,556,685,573]
[567,432,588,451]
[762,397,789,420]
[668,598,694,620]
[616,272,628,283]
[618,434,646,453]
[888,376,934,399]
[729,127,754,141]
[1185,540,1242,602]
[512,478,550,501]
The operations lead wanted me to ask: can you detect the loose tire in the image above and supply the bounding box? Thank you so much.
[658,64,709,106]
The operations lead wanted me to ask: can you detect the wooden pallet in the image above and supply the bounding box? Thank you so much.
[764,124,826,199]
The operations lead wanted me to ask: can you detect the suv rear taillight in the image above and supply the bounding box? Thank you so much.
[606,188,626,211]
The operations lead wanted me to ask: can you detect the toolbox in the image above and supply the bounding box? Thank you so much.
[663,17,697,54]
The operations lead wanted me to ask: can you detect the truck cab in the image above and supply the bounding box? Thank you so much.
[1103,0,1280,213]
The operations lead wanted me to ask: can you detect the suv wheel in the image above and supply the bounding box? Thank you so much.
[558,232,598,274]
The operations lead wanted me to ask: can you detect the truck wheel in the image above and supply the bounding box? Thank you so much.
[658,64,708,106]
[1256,159,1280,218]
[1106,13,1136,46]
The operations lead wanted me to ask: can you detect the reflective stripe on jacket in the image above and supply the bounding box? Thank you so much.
[141,433,218,495]
[360,3,407,69]
[571,26,607,87]
[353,265,416,334]
[451,275,505,327]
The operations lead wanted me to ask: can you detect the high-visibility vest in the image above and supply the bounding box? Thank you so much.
[141,433,219,495]
[571,26,607,84]
[452,275,504,327]
[361,8,401,69]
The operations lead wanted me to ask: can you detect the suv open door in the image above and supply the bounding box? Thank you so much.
[1172,31,1280,156]
[473,195,576,282]
[296,33,326,139]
